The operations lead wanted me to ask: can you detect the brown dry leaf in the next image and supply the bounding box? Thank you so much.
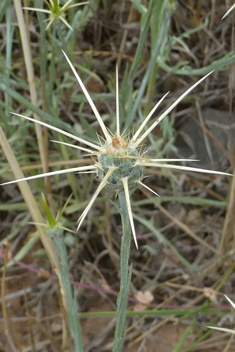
[37,267,51,279]
[0,247,12,260]
[101,282,111,292]
[186,208,203,224]
[133,303,147,311]
[3,241,12,249]
[51,321,62,334]
[203,287,218,304]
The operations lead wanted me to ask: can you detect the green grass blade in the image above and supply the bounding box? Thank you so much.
[0,80,97,143]
[158,52,235,75]
[125,0,174,128]
[173,319,197,352]
[133,196,227,207]
[7,232,40,268]
[121,0,156,124]
[48,227,83,352]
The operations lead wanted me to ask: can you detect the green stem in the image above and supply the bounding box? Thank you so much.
[48,227,83,352]
[112,192,132,352]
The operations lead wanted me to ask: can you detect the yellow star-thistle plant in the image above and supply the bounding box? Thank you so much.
[2,51,231,249]
[24,0,88,31]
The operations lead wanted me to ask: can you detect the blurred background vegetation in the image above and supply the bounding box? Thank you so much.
[0,0,235,351]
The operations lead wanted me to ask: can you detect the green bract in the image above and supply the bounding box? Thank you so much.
[98,142,144,194]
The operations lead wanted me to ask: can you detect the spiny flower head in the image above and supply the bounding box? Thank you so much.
[2,51,231,249]
[24,0,88,31]
[40,193,74,233]
[97,145,144,194]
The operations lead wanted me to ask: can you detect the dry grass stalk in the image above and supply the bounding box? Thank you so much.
[0,127,70,348]
[13,0,48,180]
[220,165,235,252]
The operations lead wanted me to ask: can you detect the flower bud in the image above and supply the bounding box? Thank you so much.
[97,136,144,194]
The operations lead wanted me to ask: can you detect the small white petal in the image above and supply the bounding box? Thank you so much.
[122,177,138,249]
[62,50,112,144]
[1,165,97,186]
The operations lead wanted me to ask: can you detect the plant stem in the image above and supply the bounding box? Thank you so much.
[112,191,132,352]
[48,227,83,352]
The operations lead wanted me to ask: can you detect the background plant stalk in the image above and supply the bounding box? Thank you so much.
[13,0,48,182]
[0,127,70,349]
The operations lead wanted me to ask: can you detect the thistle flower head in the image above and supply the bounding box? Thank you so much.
[40,193,74,233]
[2,51,232,249]
[24,0,88,31]
[97,138,144,195]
